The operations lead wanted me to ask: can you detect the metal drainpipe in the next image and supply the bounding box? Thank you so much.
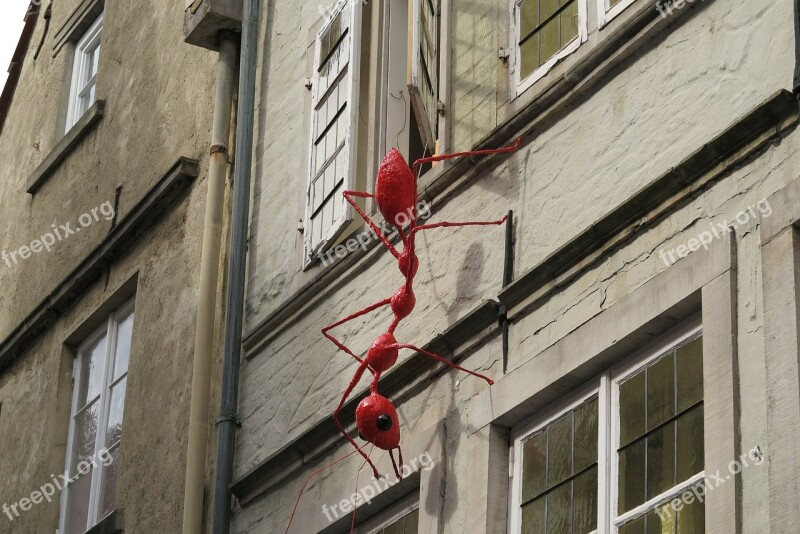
[182,31,239,534]
[212,0,259,531]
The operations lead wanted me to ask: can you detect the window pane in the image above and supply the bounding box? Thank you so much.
[71,400,99,475]
[113,311,134,380]
[77,334,108,408]
[573,466,597,534]
[676,490,704,533]
[647,354,675,431]
[653,502,677,534]
[519,0,539,37]
[574,399,598,473]
[619,439,646,513]
[547,414,572,488]
[619,515,645,534]
[646,422,676,500]
[559,1,579,48]
[64,467,93,533]
[519,36,540,79]
[644,506,671,534]
[523,431,548,502]
[402,508,419,534]
[105,377,127,447]
[677,337,703,412]
[620,371,646,447]
[539,18,560,66]
[521,495,546,534]
[545,481,570,534]
[540,0,559,22]
[99,444,120,519]
[676,405,704,482]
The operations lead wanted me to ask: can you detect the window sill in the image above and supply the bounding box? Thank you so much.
[84,509,123,534]
[26,99,104,195]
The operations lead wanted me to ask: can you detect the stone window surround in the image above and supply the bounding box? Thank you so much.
[507,321,704,534]
[756,176,800,533]
[26,0,107,195]
[53,0,106,57]
[467,230,739,534]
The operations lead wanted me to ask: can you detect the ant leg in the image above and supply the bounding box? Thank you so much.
[412,137,522,177]
[390,448,402,480]
[333,360,382,479]
[409,215,508,238]
[391,343,494,385]
[285,448,360,534]
[343,191,401,259]
[322,297,392,366]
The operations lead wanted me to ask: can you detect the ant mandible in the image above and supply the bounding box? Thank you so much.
[322,137,522,480]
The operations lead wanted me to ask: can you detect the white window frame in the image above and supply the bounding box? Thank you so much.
[66,13,103,132]
[381,0,441,166]
[508,320,703,534]
[353,492,420,533]
[597,0,637,29]
[58,299,134,533]
[303,0,363,265]
[509,0,588,99]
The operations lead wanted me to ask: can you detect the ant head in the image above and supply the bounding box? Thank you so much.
[375,149,417,231]
[356,393,400,451]
[391,285,416,319]
[366,333,398,373]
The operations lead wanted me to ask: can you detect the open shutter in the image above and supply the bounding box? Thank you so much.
[408,0,439,151]
[304,0,363,263]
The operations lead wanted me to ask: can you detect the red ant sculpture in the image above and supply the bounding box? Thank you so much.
[322,137,522,480]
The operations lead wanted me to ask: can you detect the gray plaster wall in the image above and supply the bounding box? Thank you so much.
[0,1,222,533]
[238,0,798,532]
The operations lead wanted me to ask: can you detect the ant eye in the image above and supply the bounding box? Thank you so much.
[376,414,393,431]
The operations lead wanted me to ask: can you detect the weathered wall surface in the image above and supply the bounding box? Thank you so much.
[0,0,216,339]
[237,0,797,532]
[0,1,220,533]
[244,0,795,330]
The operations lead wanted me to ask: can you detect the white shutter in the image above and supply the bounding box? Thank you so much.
[304,0,363,262]
[408,0,439,151]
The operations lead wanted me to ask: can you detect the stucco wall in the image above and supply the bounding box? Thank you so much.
[237,0,797,532]
[0,1,220,533]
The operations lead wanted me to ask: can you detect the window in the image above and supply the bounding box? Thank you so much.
[354,495,419,533]
[510,328,704,534]
[304,0,442,265]
[59,300,134,533]
[304,0,363,261]
[511,0,587,97]
[66,13,103,132]
[597,0,637,29]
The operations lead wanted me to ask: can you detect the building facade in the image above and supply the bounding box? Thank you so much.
[0,0,229,533]
[232,0,800,534]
